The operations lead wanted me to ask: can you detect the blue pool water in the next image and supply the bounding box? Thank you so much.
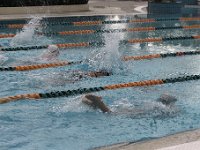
[0,15,200,150]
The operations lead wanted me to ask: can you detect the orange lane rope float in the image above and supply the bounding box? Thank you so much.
[58,30,95,35]
[0,74,199,104]
[15,61,69,71]
[0,34,15,38]
[0,61,81,71]
[7,24,25,29]
[73,21,103,26]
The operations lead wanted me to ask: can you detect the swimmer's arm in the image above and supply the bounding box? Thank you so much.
[92,99,111,113]
[82,95,111,113]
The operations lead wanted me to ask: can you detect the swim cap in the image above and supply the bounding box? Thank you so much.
[157,94,177,106]
[48,45,59,53]
[40,45,59,61]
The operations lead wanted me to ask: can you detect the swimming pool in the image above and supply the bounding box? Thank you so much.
[0,14,200,150]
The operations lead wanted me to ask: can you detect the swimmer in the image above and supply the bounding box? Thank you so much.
[39,45,60,61]
[29,70,112,87]
[82,94,111,113]
[46,70,112,85]
[82,94,178,113]
[156,94,177,108]
[80,70,112,79]
[0,44,60,66]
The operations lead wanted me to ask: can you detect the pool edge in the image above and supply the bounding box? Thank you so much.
[96,128,200,150]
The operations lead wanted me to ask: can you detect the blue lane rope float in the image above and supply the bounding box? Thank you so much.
[1,50,200,71]
[1,24,200,38]
[0,74,200,104]
[1,17,200,28]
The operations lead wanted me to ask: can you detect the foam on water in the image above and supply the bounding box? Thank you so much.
[110,97,179,118]
[87,33,129,74]
[50,93,179,118]
[52,96,94,113]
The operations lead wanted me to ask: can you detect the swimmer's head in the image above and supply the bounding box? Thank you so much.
[88,70,112,78]
[41,45,59,61]
[157,94,177,106]
[47,45,59,56]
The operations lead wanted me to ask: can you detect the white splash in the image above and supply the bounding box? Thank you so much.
[10,16,50,47]
[87,33,124,73]
[52,96,94,113]
[110,98,135,112]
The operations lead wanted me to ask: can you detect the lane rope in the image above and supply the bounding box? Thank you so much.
[1,17,200,28]
[0,35,199,51]
[0,42,104,51]
[122,50,200,61]
[126,35,200,44]
[0,61,73,71]
[41,24,200,35]
[1,50,200,71]
[1,24,200,38]
[0,74,199,104]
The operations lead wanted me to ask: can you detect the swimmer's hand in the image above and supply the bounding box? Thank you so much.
[82,94,111,113]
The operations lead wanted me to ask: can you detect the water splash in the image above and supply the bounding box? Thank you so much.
[10,16,51,47]
[52,96,94,113]
[110,98,179,117]
[110,98,135,113]
[87,33,126,73]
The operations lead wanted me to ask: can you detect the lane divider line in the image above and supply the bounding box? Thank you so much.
[0,42,104,51]
[1,17,200,28]
[0,61,81,71]
[1,24,200,38]
[0,74,199,104]
[126,35,200,44]
[122,50,200,61]
[1,50,200,71]
[1,35,199,51]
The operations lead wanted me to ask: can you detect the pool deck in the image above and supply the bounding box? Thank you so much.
[1,1,200,150]
[97,129,200,150]
[0,0,147,20]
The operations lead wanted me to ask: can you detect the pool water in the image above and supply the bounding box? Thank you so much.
[0,15,200,150]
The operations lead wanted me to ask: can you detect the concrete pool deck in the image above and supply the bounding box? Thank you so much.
[0,0,147,20]
[97,129,200,150]
[0,1,200,150]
